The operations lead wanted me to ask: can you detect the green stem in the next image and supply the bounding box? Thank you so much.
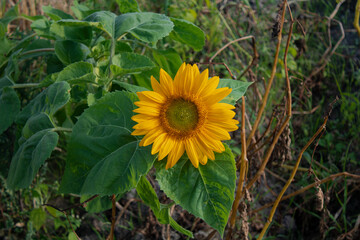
[11,83,40,89]
[20,48,55,57]
[52,127,73,132]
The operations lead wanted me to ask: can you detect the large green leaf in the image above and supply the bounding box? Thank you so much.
[110,52,155,76]
[115,12,174,42]
[0,87,20,134]
[7,130,59,189]
[218,79,253,105]
[60,91,156,195]
[152,48,182,78]
[16,82,71,125]
[136,176,194,237]
[56,62,95,84]
[155,144,236,236]
[169,18,205,51]
[55,40,90,65]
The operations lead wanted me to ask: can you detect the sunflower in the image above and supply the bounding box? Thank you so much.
[131,63,239,169]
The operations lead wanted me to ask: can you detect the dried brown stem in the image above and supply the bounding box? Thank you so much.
[66,214,81,240]
[226,96,247,240]
[257,115,327,239]
[107,194,116,240]
[115,198,142,225]
[252,172,360,213]
[244,1,287,149]
[245,6,294,190]
[256,96,338,240]
[355,0,360,37]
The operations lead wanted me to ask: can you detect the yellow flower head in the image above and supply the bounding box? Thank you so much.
[131,63,239,169]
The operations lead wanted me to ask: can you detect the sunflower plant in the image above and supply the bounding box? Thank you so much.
[1,1,251,237]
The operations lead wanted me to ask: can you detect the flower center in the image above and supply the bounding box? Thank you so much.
[165,98,199,132]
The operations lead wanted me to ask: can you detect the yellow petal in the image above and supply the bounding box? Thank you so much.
[151,76,165,96]
[199,154,208,165]
[198,131,226,153]
[173,63,186,94]
[209,120,239,132]
[134,101,160,108]
[137,91,165,104]
[203,87,232,106]
[131,114,155,123]
[195,136,215,160]
[140,127,163,146]
[193,68,208,95]
[208,108,236,120]
[198,76,219,97]
[160,69,174,96]
[151,132,167,154]
[166,141,185,169]
[211,102,235,110]
[131,128,148,136]
[158,135,175,160]
[133,119,160,130]
[133,106,160,116]
[185,139,199,168]
[204,124,231,140]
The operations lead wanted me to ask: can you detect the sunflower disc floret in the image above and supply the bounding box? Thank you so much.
[131,63,239,169]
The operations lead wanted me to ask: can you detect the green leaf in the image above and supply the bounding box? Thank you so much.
[113,81,149,93]
[133,66,160,90]
[22,113,54,139]
[60,91,156,195]
[90,40,132,60]
[84,11,117,37]
[30,208,47,231]
[169,18,205,51]
[0,87,20,134]
[218,79,253,105]
[71,1,98,20]
[0,76,14,89]
[0,5,19,26]
[50,23,93,46]
[152,48,182,78]
[31,19,55,39]
[57,11,117,38]
[136,176,163,220]
[42,5,73,21]
[110,52,155,76]
[55,40,90,65]
[136,176,193,237]
[155,144,236,236]
[116,0,140,13]
[7,130,59,189]
[115,12,174,42]
[169,217,194,238]
[16,82,71,125]
[56,62,95,84]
